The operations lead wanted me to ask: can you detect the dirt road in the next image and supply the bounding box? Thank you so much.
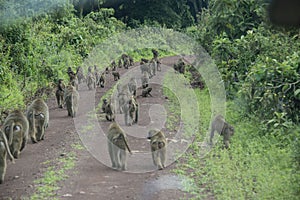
[0,56,195,200]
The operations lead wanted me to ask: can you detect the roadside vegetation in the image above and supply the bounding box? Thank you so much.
[0,0,299,199]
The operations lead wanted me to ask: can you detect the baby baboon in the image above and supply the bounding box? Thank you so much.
[64,85,80,118]
[124,96,138,126]
[112,71,120,81]
[147,129,167,170]
[141,71,149,89]
[26,98,49,143]
[209,115,234,149]
[2,110,29,159]
[99,73,105,88]
[107,122,131,170]
[0,129,15,184]
[128,77,137,96]
[104,101,115,121]
[55,79,65,108]
[87,72,96,90]
[141,87,152,97]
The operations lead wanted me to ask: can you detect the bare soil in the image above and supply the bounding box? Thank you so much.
[0,56,195,200]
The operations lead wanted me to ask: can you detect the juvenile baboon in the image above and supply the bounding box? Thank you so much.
[3,110,29,158]
[149,59,157,77]
[104,101,115,121]
[147,129,167,170]
[141,71,149,89]
[209,115,234,149]
[26,98,49,143]
[107,122,131,170]
[0,129,15,184]
[64,85,79,118]
[112,71,120,81]
[124,96,138,126]
[55,79,65,108]
[101,99,108,113]
[128,77,137,96]
[99,73,105,88]
[87,72,96,90]
[141,87,152,97]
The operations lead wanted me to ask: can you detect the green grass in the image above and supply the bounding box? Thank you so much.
[174,88,300,200]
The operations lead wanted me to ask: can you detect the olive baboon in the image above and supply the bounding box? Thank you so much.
[0,129,15,184]
[124,96,138,126]
[111,60,117,71]
[76,66,85,84]
[99,73,105,88]
[70,75,79,90]
[209,115,234,149]
[141,87,152,97]
[104,101,115,121]
[128,77,137,96]
[140,61,151,76]
[26,98,49,143]
[141,71,149,89]
[149,59,157,77]
[147,129,167,170]
[156,59,162,71]
[117,87,130,114]
[121,54,130,69]
[102,99,108,113]
[112,71,120,81]
[105,67,110,74]
[174,58,185,74]
[64,85,79,118]
[107,122,132,170]
[129,56,134,66]
[2,110,29,158]
[152,49,159,59]
[86,72,96,90]
[55,79,65,108]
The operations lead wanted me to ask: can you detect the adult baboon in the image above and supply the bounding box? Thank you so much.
[124,96,138,126]
[76,66,85,84]
[152,49,159,60]
[70,75,79,90]
[141,87,152,97]
[121,54,130,69]
[174,58,185,74]
[2,110,29,158]
[117,85,130,114]
[95,71,101,88]
[26,98,49,143]
[128,77,137,96]
[55,79,65,108]
[99,72,105,88]
[86,72,96,90]
[147,129,167,170]
[140,61,151,75]
[209,115,234,149]
[112,71,120,81]
[141,71,149,89]
[0,130,15,184]
[64,85,79,118]
[107,122,131,170]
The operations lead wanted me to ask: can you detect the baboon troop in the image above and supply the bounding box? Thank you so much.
[210,115,234,149]
[0,130,15,184]
[147,129,167,170]
[64,85,79,118]
[107,122,131,171]
[26,98,49,143]
[55,79,65,108]
[3,110,29,158]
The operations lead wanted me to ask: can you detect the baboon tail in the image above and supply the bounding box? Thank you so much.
[1,130,14,163]
[8,122,14,146]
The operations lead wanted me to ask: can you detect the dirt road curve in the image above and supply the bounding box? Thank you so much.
[0,56,195,200]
